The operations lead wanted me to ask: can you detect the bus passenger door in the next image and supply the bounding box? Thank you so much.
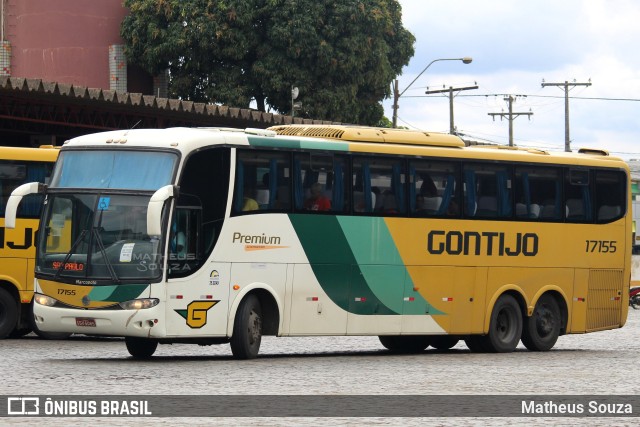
[164,262,231,337]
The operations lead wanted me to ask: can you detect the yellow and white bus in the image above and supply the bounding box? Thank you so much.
[0,145,65,339]
[6,126,630,358]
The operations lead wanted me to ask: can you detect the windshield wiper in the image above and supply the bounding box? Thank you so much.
[54,229,88,280]
[91,228,120,284]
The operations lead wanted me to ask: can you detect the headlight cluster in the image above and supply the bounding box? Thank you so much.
[33,293,57,307]
[118,298,159,310]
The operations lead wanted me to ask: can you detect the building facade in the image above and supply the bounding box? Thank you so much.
[1,0,154,94]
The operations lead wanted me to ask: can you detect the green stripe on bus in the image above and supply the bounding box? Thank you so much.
[337,217,442,315]
[289,214,397,315]
[88,284,148,302]
[248,136,349,151]
[290,215,442,315]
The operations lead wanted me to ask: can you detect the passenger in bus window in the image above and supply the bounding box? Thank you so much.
[420,174,438,197]
[304,182,331,211]
[242,187,259,211]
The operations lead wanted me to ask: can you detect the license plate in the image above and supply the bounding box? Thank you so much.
[76,317,96,327]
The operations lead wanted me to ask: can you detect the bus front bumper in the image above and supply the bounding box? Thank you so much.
[33,302,167,338]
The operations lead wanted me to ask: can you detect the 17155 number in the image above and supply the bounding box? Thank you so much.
[585,240,617,253]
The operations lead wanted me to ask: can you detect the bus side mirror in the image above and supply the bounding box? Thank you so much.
[5,182,46,229]
[147,185,179,237]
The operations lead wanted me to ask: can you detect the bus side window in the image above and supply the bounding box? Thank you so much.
[463,164,511,219]
[352,158,375,213]
[294,152,342,213]
[169,205,202,277]
[410,159,459,217]
[515,166,560,221]
[0,161,52,218]
[352,157,405,215]
[565,169,591,222]
[595,170,625,222]
[235,150,290,214]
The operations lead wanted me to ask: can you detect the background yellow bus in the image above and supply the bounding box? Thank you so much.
[7,126,630,357]
[0,145,66,339]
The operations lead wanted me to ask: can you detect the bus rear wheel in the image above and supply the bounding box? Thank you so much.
[485,294,522,353]
[379,335,431,353]
[230,294,262,359]
[521,294,561,351]
[0,287,18,339]
[464,336,491,353]
[125,337,158,359]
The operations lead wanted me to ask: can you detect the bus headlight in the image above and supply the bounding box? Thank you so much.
[119,298,159,310]
[34,293,57,307]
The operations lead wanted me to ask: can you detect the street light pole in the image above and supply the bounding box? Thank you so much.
[391,57,472,128]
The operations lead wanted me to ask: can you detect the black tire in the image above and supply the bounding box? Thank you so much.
[9,327,32,338]
[521,294,561,351]
[379,335,431,353]
[125,337,158,359]
[430,336,459,351]
[0,287,18,339]
[230,294,263,359]
[485,294,522,353]
[29,303,72,340]
[464,335,491,353]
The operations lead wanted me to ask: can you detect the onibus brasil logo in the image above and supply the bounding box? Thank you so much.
[174,300,219,328]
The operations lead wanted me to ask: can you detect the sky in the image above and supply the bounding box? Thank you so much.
[385,0,640,160]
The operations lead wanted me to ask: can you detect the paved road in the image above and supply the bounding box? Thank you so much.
[2,309,639,426]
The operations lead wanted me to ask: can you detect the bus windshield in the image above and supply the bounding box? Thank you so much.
[36,193,163,283]
[50,150,177,190]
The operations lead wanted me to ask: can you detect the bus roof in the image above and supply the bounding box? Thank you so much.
[60,126,628,171]
[267,124,466,148]
[0,145,59,162]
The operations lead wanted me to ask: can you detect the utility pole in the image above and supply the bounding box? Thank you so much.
[488,95,533,147]
[425,84,478,134]
[391,57,472,128]
[392,79,400,128]
[541,80,591,152]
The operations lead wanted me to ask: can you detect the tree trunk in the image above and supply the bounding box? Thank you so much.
[255,95,266,112]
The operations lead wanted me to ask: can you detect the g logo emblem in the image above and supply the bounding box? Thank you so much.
[175,300,219,328]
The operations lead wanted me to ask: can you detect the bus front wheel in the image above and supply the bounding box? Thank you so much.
[230,294,263,359]
[521,294,561,351]
[0,287,18,339]
[485,294,522,353]
[125,337,158,359]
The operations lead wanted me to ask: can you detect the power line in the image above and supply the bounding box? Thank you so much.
[406,94,640,102]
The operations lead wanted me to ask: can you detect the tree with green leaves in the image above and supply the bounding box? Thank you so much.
[121,0,414,125]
